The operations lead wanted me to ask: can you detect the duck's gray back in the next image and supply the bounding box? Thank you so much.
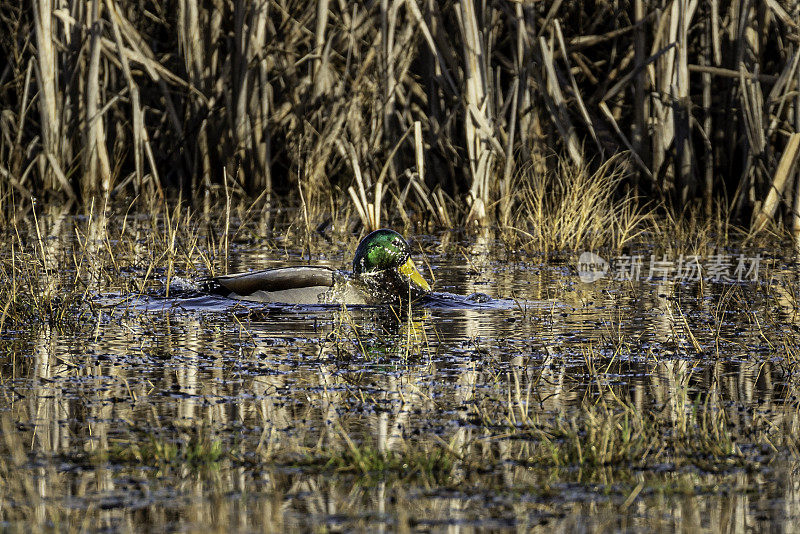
[213,266,336,296]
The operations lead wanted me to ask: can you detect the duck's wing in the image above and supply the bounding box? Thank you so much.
[209,266,336,296]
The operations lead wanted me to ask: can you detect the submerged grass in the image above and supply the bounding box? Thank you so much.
[526,397,738,470]
[291,445,457,485]
[471,385,748,475]
[0,198,215,331]
[106,434,224,472]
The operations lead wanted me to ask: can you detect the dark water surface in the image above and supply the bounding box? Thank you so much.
[3,213,800,532]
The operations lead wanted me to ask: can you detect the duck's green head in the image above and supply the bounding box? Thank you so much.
[353,229,431,293]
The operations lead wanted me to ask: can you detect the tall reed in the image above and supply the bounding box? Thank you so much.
[0,1,798,234]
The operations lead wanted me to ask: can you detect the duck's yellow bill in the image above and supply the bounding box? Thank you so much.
[399,258,431,292]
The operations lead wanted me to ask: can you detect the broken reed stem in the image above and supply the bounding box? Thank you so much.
[753,133,800,234]
[223,168,231,274]
[414,121,424,184]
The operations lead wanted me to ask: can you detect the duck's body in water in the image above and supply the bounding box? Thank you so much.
[204,229,431,305]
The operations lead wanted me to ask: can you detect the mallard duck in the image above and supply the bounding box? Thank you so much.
[206,229,431,305]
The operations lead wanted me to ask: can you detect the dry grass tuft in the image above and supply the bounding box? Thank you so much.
[504,156,649,253]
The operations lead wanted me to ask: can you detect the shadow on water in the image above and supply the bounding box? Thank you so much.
[3,211,800,531]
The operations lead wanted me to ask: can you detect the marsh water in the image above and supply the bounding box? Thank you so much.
[3,208,800,532]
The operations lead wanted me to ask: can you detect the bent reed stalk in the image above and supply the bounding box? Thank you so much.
[1,1,799,238]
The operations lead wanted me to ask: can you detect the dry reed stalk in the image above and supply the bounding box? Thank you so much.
[253,3,272,194]
[405,0,457,94]
[2,56,35,200]
[99,3,191,194]
[457,0,496,226]
[0,0,797,236]
[31,0,60,192]
[513,4,532,154]
[408,177,442,227]
[223,170,231,274]
[84,0,112,198]
[380,0,397,146]
[343,139,385,231]
[553,20,600,155]
[539,36,583,168]
[230,1,271,193]
[499,77,518,228]
[650,0,680,197]
[413,120,424,185]
[700,14,714,217]
[179,0,211,195]
[632,0,648,192]
[313,0,330,97]
[740,65,768,197]
[410,119,450,227]
[106,0,143,193]
[795,1,800,242]
[673,0,696,204]
[752,133,800,234]
[598,102,653,181]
